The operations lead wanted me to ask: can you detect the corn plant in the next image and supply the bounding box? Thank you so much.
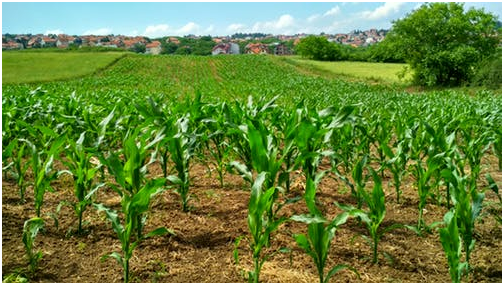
[380,140,409,204]
[234,172,286,283]
[95,178,171,283]
[22,217,45,277]
[165,114,200,212]
[409,152,443,233]
[441,161,484,268]
[336,168,404,264]
[200,102,232,188]
[439,210,467,283]
[227,96,281,173]
[291,174,355,282]
[459,127,493,190]
[24,136,66,217]
[60,132,105,234]
[3,139,30,203]
[295,105,355,182]
[100,128,165,238]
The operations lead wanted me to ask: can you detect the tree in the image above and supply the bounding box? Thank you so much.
[296,35,344,61]
[161,41,178,54]
[131,43,146,53]
[385,2,500,86]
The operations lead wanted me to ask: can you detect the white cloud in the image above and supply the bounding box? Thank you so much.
[83,28,112,35]
[252,14,295,33]
[177,22,200,35]
[144,24,170,37]
[324,6,341,17]
[205,25,214,34]
[306,5,340,27]
[307,14,320,23]
[45,29,63,35]
[359,2,405,20]
[227,23,247,33]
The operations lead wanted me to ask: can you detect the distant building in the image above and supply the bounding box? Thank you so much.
[245,43,269,54]
[146,41,162,54]
[212,43,240,55]
[272,43,292,55]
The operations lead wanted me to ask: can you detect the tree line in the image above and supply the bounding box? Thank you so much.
[296,3,502,88]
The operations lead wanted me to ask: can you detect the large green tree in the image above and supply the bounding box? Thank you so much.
[385,2,500,86]
[296,35,344,61]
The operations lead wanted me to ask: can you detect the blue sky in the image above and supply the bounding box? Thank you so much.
[2,1,502,37]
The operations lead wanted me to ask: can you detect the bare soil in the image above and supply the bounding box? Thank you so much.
[2,155,502,283]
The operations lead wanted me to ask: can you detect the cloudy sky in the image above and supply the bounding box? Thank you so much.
[2,1,502,37]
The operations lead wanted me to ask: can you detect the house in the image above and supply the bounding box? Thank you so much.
[272,43,291,56]
[27,36,43,48]
[42,36,57,47]
[245,43,269,54]
[56,34,75,48]
[166,37,180,45]
[2,41,23,50]
[211,43,240,55]
[146,41,162,55]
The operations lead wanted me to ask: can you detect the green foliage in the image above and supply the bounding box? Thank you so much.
[234,172,286,283]
[131,43,146,54]
[337,168,403,264]
[291,175,355,282]
[471,50,502,89]
[441,162,485,267]
[60,132,105,234]
[23,136,65,217]
[3,139,30,203]
[22,217,45,276]
[94,178,171,282]
[165,114,200,212]
[387,2,501,86]
[296,35,345,61]
[99,127,165,237]
[439,211,467,283]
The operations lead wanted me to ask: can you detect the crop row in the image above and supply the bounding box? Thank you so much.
[2,55,501,282]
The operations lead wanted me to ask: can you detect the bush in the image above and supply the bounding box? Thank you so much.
[471,51,502,89]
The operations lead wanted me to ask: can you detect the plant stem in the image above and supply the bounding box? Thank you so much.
[124,257,129,283]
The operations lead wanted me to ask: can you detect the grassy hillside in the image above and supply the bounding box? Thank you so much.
[2,51,126,84]
[281,56,412,84]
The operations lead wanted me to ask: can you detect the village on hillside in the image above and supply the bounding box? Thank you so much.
[2,29,388,55]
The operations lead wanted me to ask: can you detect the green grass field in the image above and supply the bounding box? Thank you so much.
[2,51,126,84]
[283,57,412,84]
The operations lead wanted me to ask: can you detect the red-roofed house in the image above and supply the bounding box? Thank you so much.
[245,43,269,55]
[146,41,162,54]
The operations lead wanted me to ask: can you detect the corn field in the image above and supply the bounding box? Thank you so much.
[2,54,501,283]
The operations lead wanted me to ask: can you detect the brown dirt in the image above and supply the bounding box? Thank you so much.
[2,156,502,283]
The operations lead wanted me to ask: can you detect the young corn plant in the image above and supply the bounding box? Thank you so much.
[24,136,66,217]
[336,168,403,264]
[95,178,171,283]
[165,114,200,212]
[200,102,232,188]
[441,161,484,268]
[439,210,468,283]
[291,174,355,282]
[234,172,286,283]
[380,140,409,204]
[60,132,105,234]
[100,128,165,238]
[3,139,30,203]
[295,105,355,182]
[22,217,45,277]
[409,153,443,233]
